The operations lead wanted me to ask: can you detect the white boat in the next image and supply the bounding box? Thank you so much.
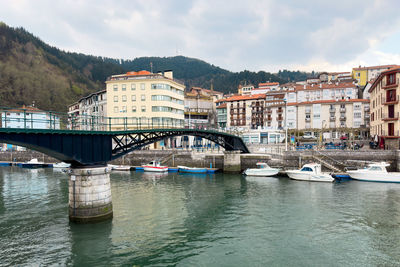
[243,162,280,177]
[20,158,49,168]
[142,161,168,172]
[347,162,400,183]
[286,163,334,182]
[53,162,71,168]
[178,166,207,173]
[112,165,131,171]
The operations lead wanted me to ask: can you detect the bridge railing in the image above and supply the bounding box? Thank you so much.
[0,106,242,136]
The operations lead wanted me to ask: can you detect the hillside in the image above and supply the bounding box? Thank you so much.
[0,23,311,112]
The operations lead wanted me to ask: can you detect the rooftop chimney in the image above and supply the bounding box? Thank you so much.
[164,70,173,79]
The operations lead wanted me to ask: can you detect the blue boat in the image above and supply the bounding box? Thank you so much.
[178,166,207,173]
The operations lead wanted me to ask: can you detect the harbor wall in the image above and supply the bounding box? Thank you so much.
[1,149,399,172]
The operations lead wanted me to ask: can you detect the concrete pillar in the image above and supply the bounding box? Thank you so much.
[223,150,241,173]
[69,166,113,223]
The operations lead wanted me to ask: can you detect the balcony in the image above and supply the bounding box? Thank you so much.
[382,78,399,89]
[382,112,399,121]
[277,109,283,114]
[329,108,336,113]
[340,107,346,113]
[277,116,283,121]
[305,117,311,122]
[339,116,346,121]
[381,130,400,137]
[383,95,399,105]
[329,116,336,121]
[364,106,370,112]
[364,113,370,118]
[267,116,272,121]
[266,110,272,114]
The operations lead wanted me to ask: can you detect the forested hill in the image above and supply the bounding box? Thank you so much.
[0,23,311,112]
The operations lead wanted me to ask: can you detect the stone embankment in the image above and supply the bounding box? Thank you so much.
[2,149,400,173]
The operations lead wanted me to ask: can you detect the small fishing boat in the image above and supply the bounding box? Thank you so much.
[178,166,207,173]
[243,162,280,177]
[142,161,168,172]
[112,165,131,171]
[20,158,50,168]
[286,163,334,182]
[53,162,71,168]
[346,162,400,183]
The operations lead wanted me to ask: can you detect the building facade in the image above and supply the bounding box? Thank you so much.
[352,65,398,86]
[1,106,60,129]
[369,67,400,148]
[105,70,185,130]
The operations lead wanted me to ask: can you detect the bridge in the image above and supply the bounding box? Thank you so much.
[0,107,249,223]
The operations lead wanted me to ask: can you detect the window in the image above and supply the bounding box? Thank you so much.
[114,96,118,102]
[113,85,118,91]
[141,94,146,101]
[131,95,136,101]
[121,106,127,113]
[122,84,126,91]
[122,95,127,102]
[114,106,118,113]
[141,106,146,112]
[132,106,136,112]
[354,112,361,118]
[387,73,396,85]
[140,83,145,90]
[131,84,136,90]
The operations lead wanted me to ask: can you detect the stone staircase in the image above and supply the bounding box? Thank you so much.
[312,150,346,173]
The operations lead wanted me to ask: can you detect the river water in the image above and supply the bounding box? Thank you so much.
[1,167,400,266]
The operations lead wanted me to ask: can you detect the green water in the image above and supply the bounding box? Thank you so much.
[1,167,400,266]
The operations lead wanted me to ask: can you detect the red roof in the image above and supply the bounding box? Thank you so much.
[217,103,227,109]
[225,94,266,102]
[353,64,398,71]
[259,82,279,87]
[126,70,151,76]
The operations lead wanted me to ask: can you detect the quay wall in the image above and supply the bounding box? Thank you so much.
[1,149,399,172]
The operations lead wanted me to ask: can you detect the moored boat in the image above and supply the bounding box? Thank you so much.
[243,162,280,177]
[142,161,168,172]
[20,158,51,168]
[286,163,334,182]
[346,162,400,183]
[178,166,207,173]
[53,162,71,168]
[112,165,131,171]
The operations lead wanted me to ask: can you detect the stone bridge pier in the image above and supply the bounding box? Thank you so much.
[68,166,113,223]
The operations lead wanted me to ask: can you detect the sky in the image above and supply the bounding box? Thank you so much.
[1,0,400,73]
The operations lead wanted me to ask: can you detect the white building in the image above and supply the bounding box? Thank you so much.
[1,106,60,129]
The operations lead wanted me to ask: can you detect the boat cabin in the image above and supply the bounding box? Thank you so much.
[366,162,389,172]
[300,163,322,174]
[256,162,270,169]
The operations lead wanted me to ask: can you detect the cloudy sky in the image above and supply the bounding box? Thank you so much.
[1,0,400,73]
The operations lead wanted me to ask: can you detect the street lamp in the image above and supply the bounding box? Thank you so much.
[284,98,288,151]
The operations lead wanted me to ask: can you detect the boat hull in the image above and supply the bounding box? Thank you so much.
[243,168,279,177]
[347,171,400,183]
[286,171,334,182]
[142,166,168,172]
[178,166,207,173]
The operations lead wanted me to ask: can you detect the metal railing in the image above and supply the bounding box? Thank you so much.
[382,112,399,120]
[0,106,241,136]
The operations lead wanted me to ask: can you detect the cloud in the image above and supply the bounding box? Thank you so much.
[1,0,400,72]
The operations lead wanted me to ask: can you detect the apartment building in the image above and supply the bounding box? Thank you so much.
[184,87,223,127]
[295,99,370,138]
[105,70,185,130]
[369,67,400,148]
[226,94,265,129]
[68,90,107,130]
[352,64,398,86]
[295,82,358,103]
[216,103,227,128]
[1,105,60,129]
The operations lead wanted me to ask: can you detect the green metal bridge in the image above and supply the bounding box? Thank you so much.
[0,107,249,166]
